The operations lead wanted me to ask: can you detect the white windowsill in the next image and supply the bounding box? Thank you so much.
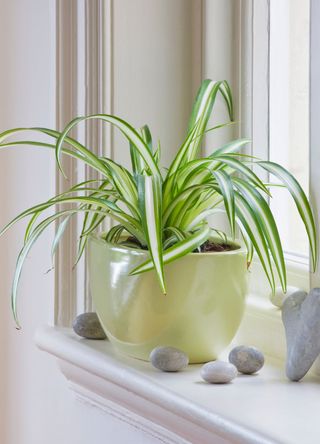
[35,296,320,444]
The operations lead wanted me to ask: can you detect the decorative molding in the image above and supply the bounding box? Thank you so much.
[35,325,275,444]
[72,383,188,444]
[83,0,113,313]
[85,0,113,160]
[235,1,247,133]
[192,0,203,97]
[54,0,204,323]
[235,0,253,140]
[54,0,113,323]
[236,0,270,182]
[54,0,80,327]
[251,0,270,172]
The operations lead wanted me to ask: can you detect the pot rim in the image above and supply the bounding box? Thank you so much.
[89,232,247,257]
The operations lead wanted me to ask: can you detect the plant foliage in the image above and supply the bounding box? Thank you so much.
[0,79,317,326]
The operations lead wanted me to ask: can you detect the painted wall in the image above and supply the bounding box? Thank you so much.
[0,1,235,443]
[202,0,236,233]
[0,1,191,443]
[0,1,74,443]
[0,2,136,443]
[112,0,201,169]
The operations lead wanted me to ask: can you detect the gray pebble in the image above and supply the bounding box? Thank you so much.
[200,361,237,384]
[282,288,320,381]
[150,346,189,372]
[229,345,264,374]
[73,312,107,339]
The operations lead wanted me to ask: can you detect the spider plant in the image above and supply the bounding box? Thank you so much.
[0,79,317,327]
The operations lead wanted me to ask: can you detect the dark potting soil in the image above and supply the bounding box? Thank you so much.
[118,236,237,253]
[196,240,238,253]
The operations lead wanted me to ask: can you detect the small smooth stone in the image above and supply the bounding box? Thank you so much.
[72,312,107,339]
[150,346,189,372]
[270,285,301,308]
[200,361,237,384]
[282,288,320,381]
[229,345,264,374]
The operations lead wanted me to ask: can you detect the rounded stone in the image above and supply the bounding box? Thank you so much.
[73,312,107,339]
[200,361,237,384]
[150,346,189,372]
[228,345,264,374]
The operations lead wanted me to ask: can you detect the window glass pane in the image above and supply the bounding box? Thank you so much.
[269,0,310,258]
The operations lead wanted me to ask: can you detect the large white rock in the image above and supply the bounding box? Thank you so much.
[282,288,320,381]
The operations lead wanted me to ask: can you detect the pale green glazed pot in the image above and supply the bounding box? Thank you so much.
[88,234,248,363]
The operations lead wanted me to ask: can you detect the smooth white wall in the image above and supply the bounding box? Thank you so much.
[203,0,236,152]
[0,1,237,443]
[112,0,201,168]
[0,1,70,443]
[202,0,237,233]
[0,2,118,444]
[0,1,199,443]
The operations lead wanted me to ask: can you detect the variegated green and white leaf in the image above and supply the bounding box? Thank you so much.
[179,190,222,231]
[163,226,188,250]
[235,193,275,292]
[165,121,200,185]
[209,138,250,158]
[36,127,111,177]
[55,115,161,179]
[164,226,187,240]
[1,78,318,320]
[213,155,270,195]
[258,161,318,271]
[211,228,228,244]
[213,170,236,238]
[163,227,187,248]
[51,215,73,262]
[11,207,109,328]
[130,225,210,275]
[170,187,215,228]
[163,184,212,225]
[0,196,144,248]
[153,140,161,165]
[234,177,286,290]
[100,158,139,217]
[104,224,126,243]
[186,80,233,161]
[167,81,232,179]
[137,174,165,292]
[236,218,254,268]
[140,124,153,151]
[0,139,108,177]
[130,125,153,174]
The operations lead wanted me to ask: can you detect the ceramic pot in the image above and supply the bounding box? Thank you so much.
[88,234,248,363]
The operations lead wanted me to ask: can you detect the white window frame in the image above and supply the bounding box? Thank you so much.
[54,0,319,327]
[238,0,270,177]
[310,0,320,288]
[54,0,113,326]
[239,0,319,296]
[54,0,203,327]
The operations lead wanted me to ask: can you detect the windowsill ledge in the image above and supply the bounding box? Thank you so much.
[36,313,320,444]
